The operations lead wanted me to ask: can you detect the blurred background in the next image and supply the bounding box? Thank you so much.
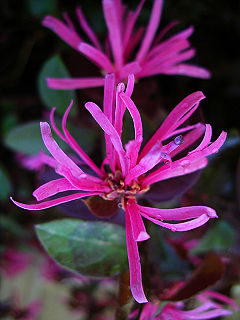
[1,0,240,319]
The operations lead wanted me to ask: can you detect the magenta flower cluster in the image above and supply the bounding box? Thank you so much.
[12,73,226,303]
[135,290,238,319]
[43,0,210,90]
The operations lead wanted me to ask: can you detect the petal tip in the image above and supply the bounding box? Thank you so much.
[207,208,218,218]
[136,231,150,242]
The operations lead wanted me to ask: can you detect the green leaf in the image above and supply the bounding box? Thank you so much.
[36,219,128,278]
[191,221,237,255]
[38,55,77,115]
[4,121,46,155]
[0,167,12,202]
[25,0,57,16]
[4,120,96,156]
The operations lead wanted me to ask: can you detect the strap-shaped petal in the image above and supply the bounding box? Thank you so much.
[47,77,105,90]
[61,101,103,177]
[40,122,84,179]
[125,141,163,185]
[164,64,211,79]
[147,26,194,60]
[103,73,115,171]
[125,204,148,303]
[140,211,213,232]
[127,200,150,242]
[42,16,81,50]
[10,192,102,211]
[120,92,143,167]
[136,0,163,62]
[140,91,205,159]
[85,102,128,176]
[78,42,114,72]
[123,0,145,50]
[76,6,102,50]
[33,178,78,201]
[137,204,217,221]
[189,124,212,154]
[143,157,208,186]
[103,0,123,69]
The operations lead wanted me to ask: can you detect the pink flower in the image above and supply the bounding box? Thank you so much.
[11,74,226,303]
[7,293,42,320]
[0,248,30,277]
[43,0,210,91]
[136,290,238,319]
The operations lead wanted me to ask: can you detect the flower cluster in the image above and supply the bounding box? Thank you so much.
[134,290,238,319]
[43,0,210,90]
[11,73,226,303]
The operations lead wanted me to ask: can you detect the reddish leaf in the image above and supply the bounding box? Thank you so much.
[83,195,119,218]
[160,252,225,301]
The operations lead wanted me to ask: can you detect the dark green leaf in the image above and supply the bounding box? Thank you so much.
[38,55,77,114]
[191,221,236,254]
[25,0,57,16]
[0,167,12,202]
[36,219,128,278]
[4,120,96,156]
[4,121,46,155]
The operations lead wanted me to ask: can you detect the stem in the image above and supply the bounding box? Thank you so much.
[115,269,134,320]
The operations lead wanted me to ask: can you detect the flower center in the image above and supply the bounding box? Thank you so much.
[103,170,149,201]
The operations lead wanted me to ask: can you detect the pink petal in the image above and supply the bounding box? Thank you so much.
[20,151,57,171]
[189,124,212,154]
[142,39,191,72]
[103,73,115,171]
[85,102,128,176]
[103,0,123,70]
[136,0,163,62]
[56,164,110,192]
[161,135,184,154]
[124,27,145,61]
[125,141,163,185]
[140,91,205,160]
[125,140,140,170]
[42,16,81,50]
[169,123,205,158]
[78,42,114,72]
[10,192,102,211]
[142,157,208,186]
[119,61,142,80]
[50,108,66,142]
[125,73,135,97]
[137,204,217,221]
[160,48,196,67]
[153,20,179,44]
[140,211,212,232]
[40,122,84,178]
[203,291,238,311]
[76,6,102,50]
[47,77,105,90]
[120,92,143,167]
[61,101,103,177]
[147,26,194,59]
[32,178,77,201]
[202,131,227,155]
[123,0,145,50]
[184,309,232,319]
[114,73,136,142]
[125,204,148,303]
[114,82,125,136]
[127,200,150,242]
[163,122,203,140]
[165,64,211,79]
